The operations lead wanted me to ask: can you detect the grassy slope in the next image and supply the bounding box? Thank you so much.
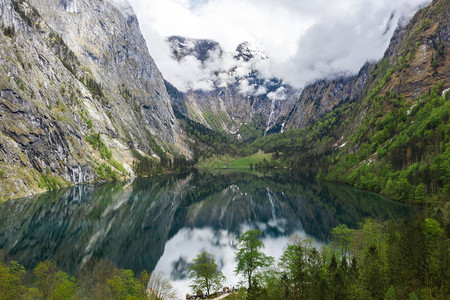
[196,152,273,168]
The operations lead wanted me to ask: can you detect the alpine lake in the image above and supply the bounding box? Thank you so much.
[0,169,413,298]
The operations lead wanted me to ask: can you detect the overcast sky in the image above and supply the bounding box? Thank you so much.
[123,0,430,91]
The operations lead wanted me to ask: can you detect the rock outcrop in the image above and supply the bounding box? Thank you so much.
[285,63,371,129]
[0,0,189,200]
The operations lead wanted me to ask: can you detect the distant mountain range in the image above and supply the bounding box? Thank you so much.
[166,35,369,140]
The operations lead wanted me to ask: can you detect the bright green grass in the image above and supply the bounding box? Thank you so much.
[196,152,273,168]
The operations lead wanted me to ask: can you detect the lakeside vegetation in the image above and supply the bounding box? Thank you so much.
[5,214,445,300]
[0,256,153,300]
[196,152,273,169]
[190,214,449,300]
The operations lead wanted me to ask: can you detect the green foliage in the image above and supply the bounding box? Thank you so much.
[409,292,419,300]
[423,218,444,241]
[235,229,274,291]
[331,224,354,257]
[175,107,240,159]
[131,149,191,176]
[105,269,144,299]
[247,101,354,171]
[86,133,112,160]
[414,183,426,203]
[33,260,77,300]
[188,252,225,295]
[79,110,93,129]
[77,258,149,300]
[48,32,79,76]
[322,82,450,205]
[416,18,431,34]
[360,245,386,298]
[202,110,229,132]
[227,215,449,300]
[109,159,126,174]
[131,150,159,176]
[82,76,103,99]
[95,163,119,181]
[38,168,63,191]
[237,116,266,143]
[384,285,396,300]
[85,132,125,176]
[278,238,324,299]
[0,259,26,299]
[145,131,166,160]
[196,152,273,169]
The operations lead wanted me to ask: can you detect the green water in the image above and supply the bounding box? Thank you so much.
[0,169,411,295]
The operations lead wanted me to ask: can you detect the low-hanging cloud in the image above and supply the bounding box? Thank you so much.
[113,0,430,90]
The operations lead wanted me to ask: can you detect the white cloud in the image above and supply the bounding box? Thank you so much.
[267,87,287,101]
[238,79,254,95]
[123,0,430,90]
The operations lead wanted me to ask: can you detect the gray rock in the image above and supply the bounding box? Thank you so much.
[0,0,190,200]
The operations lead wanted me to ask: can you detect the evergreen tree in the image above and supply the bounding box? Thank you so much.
[359,246,386,299]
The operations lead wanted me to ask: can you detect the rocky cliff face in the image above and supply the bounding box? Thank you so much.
[0,0,189,200]
[378,1,449,100]
[167,36,300,140]
[285,63,371,129]
[347,0,449,142]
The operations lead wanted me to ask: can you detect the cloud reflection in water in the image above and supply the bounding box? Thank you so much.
[154,217,311,299]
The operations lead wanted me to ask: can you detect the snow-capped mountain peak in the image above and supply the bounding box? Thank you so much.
[234,41,268,62]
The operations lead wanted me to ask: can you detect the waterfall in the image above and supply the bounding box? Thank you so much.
[264,98,277,136]
[266,187,276,222]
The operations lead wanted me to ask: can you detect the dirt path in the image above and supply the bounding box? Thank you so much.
[210,293,234,300]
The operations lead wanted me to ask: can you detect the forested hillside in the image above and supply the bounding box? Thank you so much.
[244,0,449,207]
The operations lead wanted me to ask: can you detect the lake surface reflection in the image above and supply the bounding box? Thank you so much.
[0,169,411,298]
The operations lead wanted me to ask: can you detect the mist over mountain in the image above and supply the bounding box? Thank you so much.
[128,0,431,90]
[165,35,299,136]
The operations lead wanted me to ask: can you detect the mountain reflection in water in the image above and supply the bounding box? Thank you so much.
[0,169,411,297]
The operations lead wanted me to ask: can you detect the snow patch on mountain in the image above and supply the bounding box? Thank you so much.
[166,36,275,94]
[235,41,269,62]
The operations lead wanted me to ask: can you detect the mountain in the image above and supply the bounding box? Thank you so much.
[167,36,300,140]
[0,0,447,205]
[285,63,372,129]
[234,41,269,62]
[0,0,190,200]
[324,0,449,204]
[251,0,449,204]
[168,35,222,63]
[166,36,373,142]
